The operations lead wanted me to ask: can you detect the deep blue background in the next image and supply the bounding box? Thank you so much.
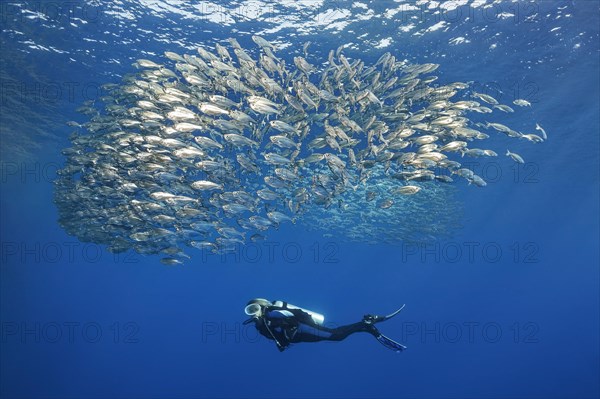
[1,1,599,398]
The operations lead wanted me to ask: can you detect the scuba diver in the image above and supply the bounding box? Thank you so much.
[243,298,407,352]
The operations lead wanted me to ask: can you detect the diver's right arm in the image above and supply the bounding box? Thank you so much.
[263,308,294,351]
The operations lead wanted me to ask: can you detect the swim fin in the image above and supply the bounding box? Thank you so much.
[364,304,406,324]
[382,304,406,321]
[376,333,407,352]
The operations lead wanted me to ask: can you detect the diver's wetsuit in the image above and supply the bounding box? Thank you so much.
[254,303,380,352]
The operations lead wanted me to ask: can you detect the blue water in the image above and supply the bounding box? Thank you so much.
[1,1,599,398]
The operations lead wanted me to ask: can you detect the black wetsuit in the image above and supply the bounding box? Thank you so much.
[254,303,379,352]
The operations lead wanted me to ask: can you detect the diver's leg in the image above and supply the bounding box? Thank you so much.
[291,332,329,342]
[328,321,407,351]
[291,321,406,351]
[287,322,375,343]
[287,323,337,343]
[325,321,379,341]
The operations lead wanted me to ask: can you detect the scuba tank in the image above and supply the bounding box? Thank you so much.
[273,300,325,325]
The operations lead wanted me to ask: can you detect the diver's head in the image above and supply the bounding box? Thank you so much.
[244,298,272,319]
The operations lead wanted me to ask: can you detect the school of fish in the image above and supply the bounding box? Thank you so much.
[54,37,545,264]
